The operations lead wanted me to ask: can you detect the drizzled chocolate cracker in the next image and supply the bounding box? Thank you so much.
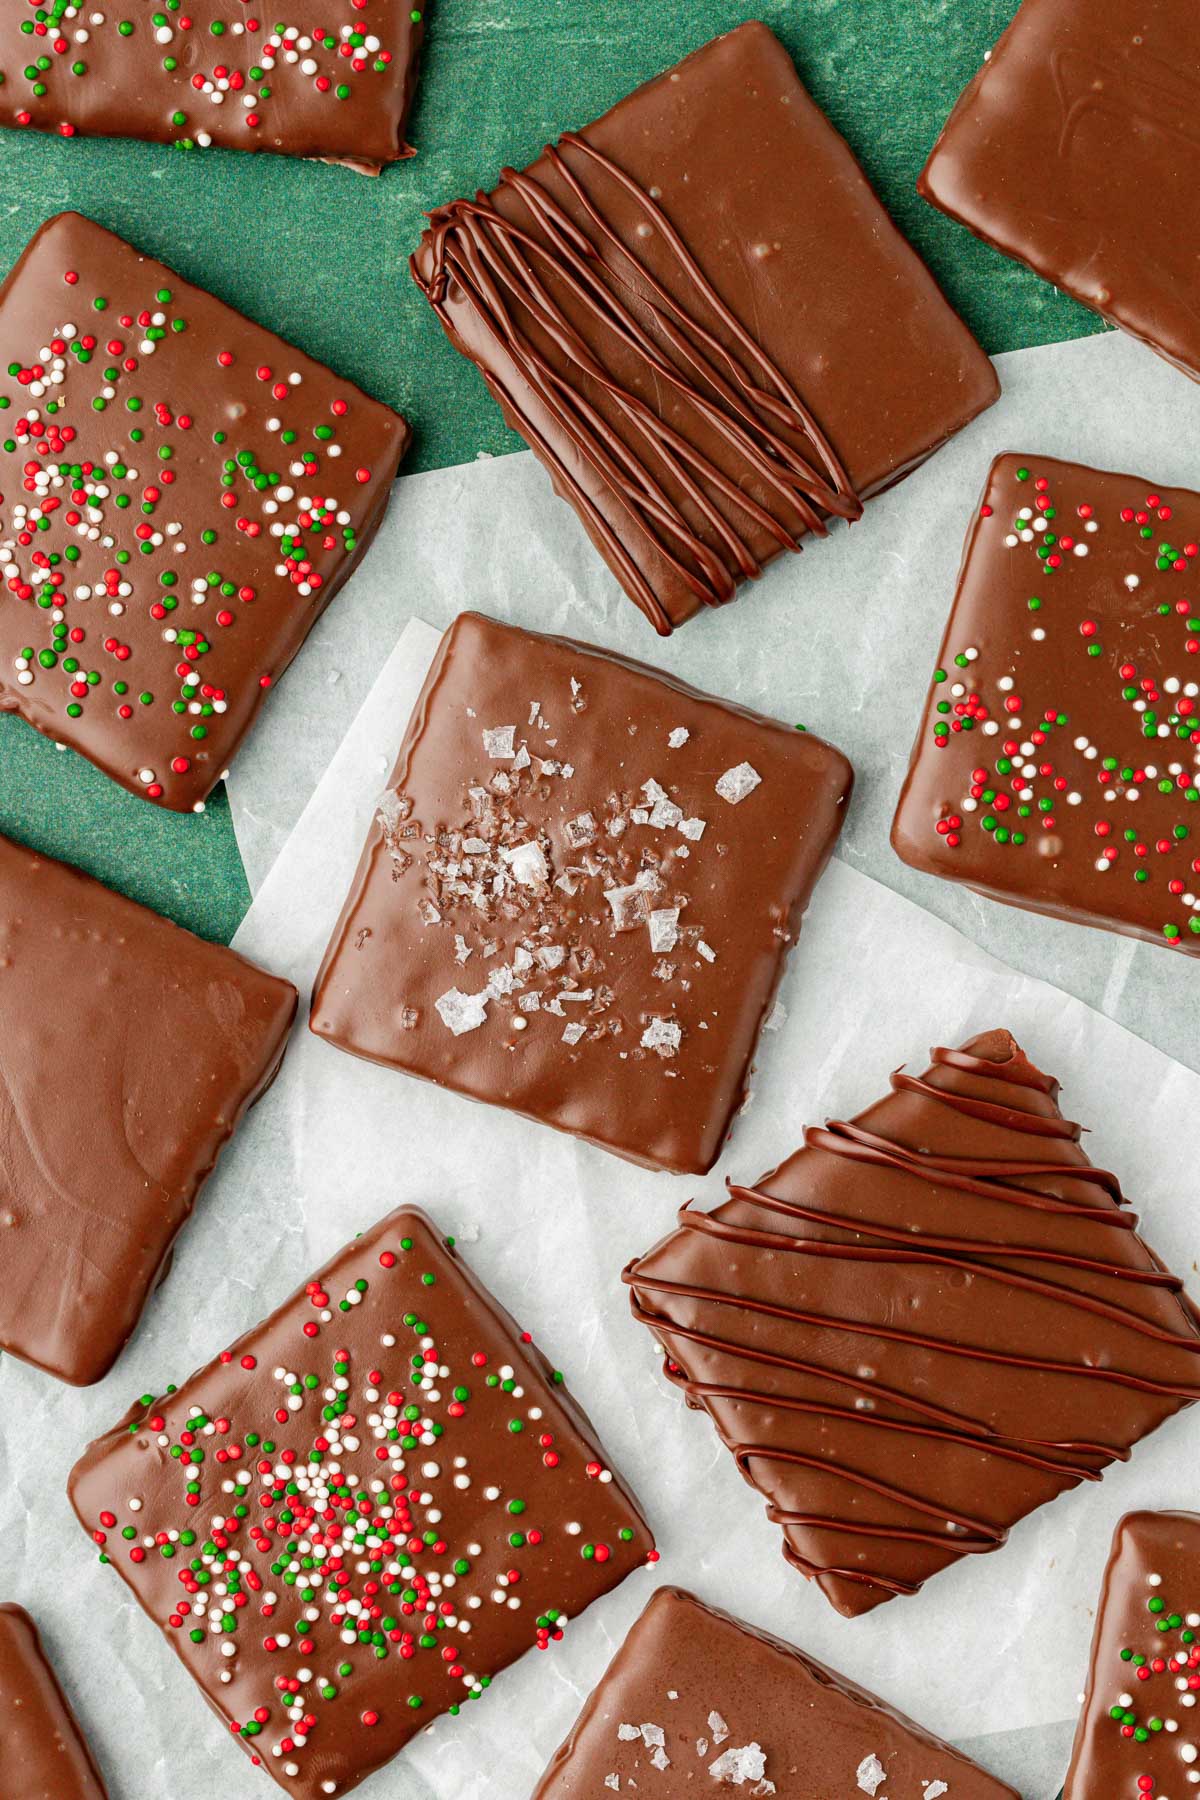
[626,1030,1200,1616]
[412,22,996,634]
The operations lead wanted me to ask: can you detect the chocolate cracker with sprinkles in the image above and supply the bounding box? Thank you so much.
[894,453,1200,952]
[0,4,430,171]
[69,1207,656,1799]
[0,212,409,810]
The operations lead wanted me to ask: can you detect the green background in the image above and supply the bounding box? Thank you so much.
[0,0,1101,942]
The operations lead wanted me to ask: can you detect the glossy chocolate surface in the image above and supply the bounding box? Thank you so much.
[625,1030,1200,1616]
[532,1585,1019,1799]
[920,0,1200,382]
[0,213,409,810]
[0,1604,110,1800]
[893,453,1200,953]
[0,5,428,170]
[310,610,852,1175]
[1064,1511,1200,1799]
[412,22,997,633]
[69,1206,656,1800]
[0,830,297,1385]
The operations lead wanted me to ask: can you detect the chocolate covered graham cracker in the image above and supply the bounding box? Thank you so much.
[310,611,852,1176]
[626,1030,1200,1617]
[412,22,997,634]
[1064,1511,1200,1799]
[0,213,409,810]
[532,1586,1019,1799]
[0,831,297,1385]
[921,0,1200,384]
[0,4,430,170]
[893,453,1200,953]
[69,1208,656,1799]
[0,1603,110,1800]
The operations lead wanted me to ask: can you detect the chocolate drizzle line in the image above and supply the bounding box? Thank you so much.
[624,1041,1200,1612]
[414,132,862,632]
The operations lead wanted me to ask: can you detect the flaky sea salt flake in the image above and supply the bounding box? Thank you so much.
[649,908,680,953]
[482,725,516,759]
[642,1017,682,1058]
[434,988,489,1036]
[668,727,689,748]
[709,1741,768,1785]
[857,1752,888,1795]
[716,761,762,804]
[606,883,650,932]
[500,840,549,887]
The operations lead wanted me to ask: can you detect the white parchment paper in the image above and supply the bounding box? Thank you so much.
[9,614,1193,1800]
[227,328,1200,1077]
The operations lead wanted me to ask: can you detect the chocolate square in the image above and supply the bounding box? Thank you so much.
[1064,1511,1200,1800]
[0,1604,110,1800]
[0,6,429,170]
[920,0,1200,383]
[0,213,409,811]
[893,453,1200,953]
[411,22,997,634]
[0,831,296,1385]
[625,1030,1200,1617]
[532,1585,1018,1799]
[309,610,852,1175]
[69,1206,656,1800]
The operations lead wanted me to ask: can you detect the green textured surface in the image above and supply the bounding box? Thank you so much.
[0,0,1102,942]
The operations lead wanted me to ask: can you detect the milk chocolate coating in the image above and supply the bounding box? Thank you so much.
[310,610,852,1176]
[1064,1511,1200,1799]
[625,1030,1200,1617]
[0,831,297,1385]
[0,213,409,810]
[893,453,1200,953]
[531,1585,1019,1799]
[0,1604,110,1800]
[411,22,998,634]
[920,0,1200,383]
[69,1206,656,1800]
[0,4,428,171]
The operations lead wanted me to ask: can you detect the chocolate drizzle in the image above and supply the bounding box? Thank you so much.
[414,131,861,633]
[624,1031,1200,1616]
